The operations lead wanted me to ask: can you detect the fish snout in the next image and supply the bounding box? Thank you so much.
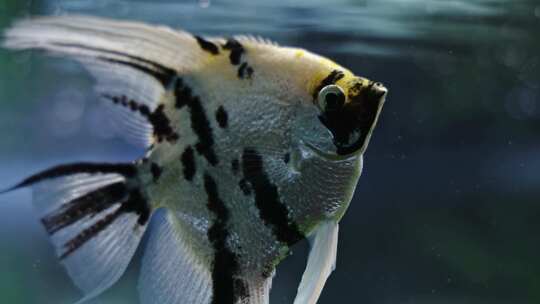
[370,82,388,99]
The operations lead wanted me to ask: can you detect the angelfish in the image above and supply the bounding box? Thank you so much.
[2,16,387,304]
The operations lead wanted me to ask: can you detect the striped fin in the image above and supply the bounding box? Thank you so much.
[1,15,212,147]
[294,221,339,304]
[7,162,152,303]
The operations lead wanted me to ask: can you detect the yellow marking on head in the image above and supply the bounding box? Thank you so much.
[307,59,356,102]
[295,50,305,58]
[305,55,375,106]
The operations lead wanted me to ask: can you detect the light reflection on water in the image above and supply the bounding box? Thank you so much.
[0,0,539,303]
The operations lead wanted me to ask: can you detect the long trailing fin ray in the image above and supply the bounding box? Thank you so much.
[293,221,339,304]
[2,15,202,75]
[13,162,152,303]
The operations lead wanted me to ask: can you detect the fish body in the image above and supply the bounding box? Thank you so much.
[2,16,387,304]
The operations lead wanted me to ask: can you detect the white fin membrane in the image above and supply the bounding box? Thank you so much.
[2,15,199,73]
[139,210,275,304]
[294,221,339,304]
[83,58,165,147]
[2,15,207,147]
[15,163,151,303]
[138,209,213,304]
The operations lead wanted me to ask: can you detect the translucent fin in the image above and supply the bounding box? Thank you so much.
[138,209,213,304]
[293,221,339,304]
[234,34,279,47]
[84,59,165,147]
[139,209,275,304]
[3,15,201,76]
[2,15,208,147]
[13,162,151,303]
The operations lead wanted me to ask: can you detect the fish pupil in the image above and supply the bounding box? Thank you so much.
[324,91,344,111]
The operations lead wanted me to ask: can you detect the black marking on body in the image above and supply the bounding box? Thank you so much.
[215,106,229,128]
[51,43,177,87]
[231,159,240,175]
[124,189,151,226]
[181,146,196,181]
[150,162,162,182]
[194,35,220,55]
[222,38,244,65]
[174,78,191,109]
[6,162,136,191]
[175,79,219,166]
[283,153,290,164]
[238,179,252,196]
[313,69,345,99]
[222,38,254,79]
[237,62,254,79]
[104,95,179,143]
[204,173,248,304]
[144,104,179,143]
[241,148,303,246]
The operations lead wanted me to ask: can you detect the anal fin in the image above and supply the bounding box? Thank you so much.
[138,209,213,304]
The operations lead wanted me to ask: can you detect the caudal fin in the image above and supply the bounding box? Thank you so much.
[5,162,152,303]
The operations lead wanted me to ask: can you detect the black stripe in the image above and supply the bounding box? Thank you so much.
[237,62,253,79]
[174,78,193,109]
[6,163,136,191]
[215,106,228,128]
[222,38,244,65]
[231,159,240,175]
[150,162,162,182]
[238,179,252,196]
[204,174,247,304]
[51,42,177,87]
[60,203,126,259]
[104,95,179,143]
[123,189,151,226]
[241,148,303,246]
[313,69,345,99]
[175,79,218,166]
[283,153,290,164]
[42,182,127,235]
[181,146,196,181]
[144,104,179,143]
[194,35,220,55]
[59,188,150,259]
[100,57,174,87]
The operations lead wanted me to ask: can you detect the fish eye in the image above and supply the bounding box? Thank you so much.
[317,85,345,112]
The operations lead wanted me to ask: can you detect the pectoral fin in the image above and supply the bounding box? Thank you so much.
[294,221,339,304]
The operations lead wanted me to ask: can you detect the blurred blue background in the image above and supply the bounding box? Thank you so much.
[0,0,539,303]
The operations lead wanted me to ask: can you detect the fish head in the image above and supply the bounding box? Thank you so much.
[294,69,387,160]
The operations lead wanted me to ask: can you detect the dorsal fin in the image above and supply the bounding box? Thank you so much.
[2,15,217,147]
[234,34,279,47]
